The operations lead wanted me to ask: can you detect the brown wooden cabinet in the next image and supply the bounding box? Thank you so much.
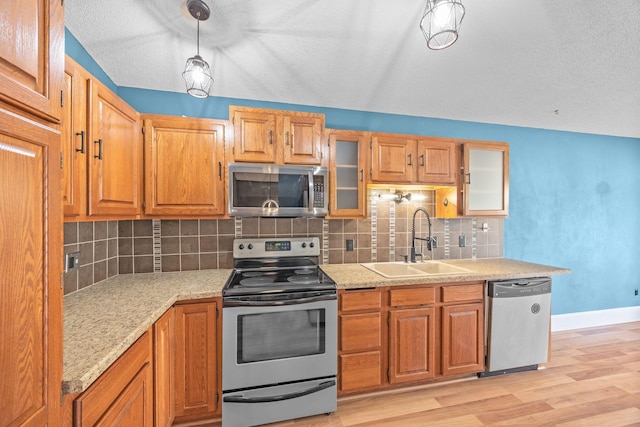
[370,134,457,185]
[230,106,325,165]
[388,288,436,384]
[327,129,368,218]
[88,79,142,216]
[441,283,485,376]
[0,109,63,427]
[461,141,509,217]
[62,56,90,217]
[0,0,64,123]
[338,289,385,395]
[74,330,154,426]
[174,300,220,422]
[143,115,227,216]
[153,308,175,427]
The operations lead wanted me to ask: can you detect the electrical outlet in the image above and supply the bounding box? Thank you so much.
[635,288,639,296]
[459,235,466,247]
[346,239,354,252]
[65,251,80,273]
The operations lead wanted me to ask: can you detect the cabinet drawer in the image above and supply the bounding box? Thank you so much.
[340,313,382,352]
[339,351,383,392]
[340,289,382,312]
[441,283,484,303]
[390,287,436,307]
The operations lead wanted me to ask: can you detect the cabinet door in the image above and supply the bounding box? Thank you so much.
[144,116,226,216]
[283,113,323,165]
[175,301,219,418]
[417,138,457,185]
[154,308,175,427]
[230,108,276,163]
[0,0,64,123]
[462,142,509,216]
[88,80,141,216]
[441,302,484,376]
[370,135,416,183]
[328,130,367,218]
[388,307,436,384]
[74,331,153,426]
[62,57,89,217]
[0,111,62,427]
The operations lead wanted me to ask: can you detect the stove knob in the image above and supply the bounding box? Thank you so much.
[248,244,253,250]
[238,244,244,250]
[309,242,315,248]
[301,242,307,248]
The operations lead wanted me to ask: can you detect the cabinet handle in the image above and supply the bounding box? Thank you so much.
[420,154,425,167]
[285,131,290,145]
[408,153,413,166]
[360,169,364,182]
[465,173,471,184]
[75,131,86,154]
[218,161,222,179]
[269,130,273,144]
[94,139,103,160]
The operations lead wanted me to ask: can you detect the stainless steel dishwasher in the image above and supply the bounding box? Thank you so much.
[480,277,552,377]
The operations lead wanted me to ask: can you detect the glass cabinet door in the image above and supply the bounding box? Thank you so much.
[463,142,509,216]
[328,130,367,218]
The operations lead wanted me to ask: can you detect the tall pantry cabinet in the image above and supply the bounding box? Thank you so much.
[0,0,64,426]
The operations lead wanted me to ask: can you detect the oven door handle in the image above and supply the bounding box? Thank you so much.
[224,293,336,307]
[223,380,335,404]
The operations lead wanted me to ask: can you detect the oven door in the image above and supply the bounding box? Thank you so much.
[222,293,337,391]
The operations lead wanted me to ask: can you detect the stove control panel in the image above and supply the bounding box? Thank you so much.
[233,237,320,259]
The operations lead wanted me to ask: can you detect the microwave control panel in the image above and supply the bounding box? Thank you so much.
[313,175,325,208]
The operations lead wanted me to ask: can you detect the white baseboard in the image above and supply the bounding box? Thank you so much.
[551,306,640,332]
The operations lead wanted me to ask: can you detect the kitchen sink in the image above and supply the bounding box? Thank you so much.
[361,261,474,278]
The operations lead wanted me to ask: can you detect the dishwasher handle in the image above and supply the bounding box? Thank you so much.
[488,277,551,298]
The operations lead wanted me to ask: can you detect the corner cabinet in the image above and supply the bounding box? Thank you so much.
[88,79,142,216]
[229,106,325,165]
[154,308,175,427]
[327,129,368,218]
[461,142,509,217]
[143,115,226,216]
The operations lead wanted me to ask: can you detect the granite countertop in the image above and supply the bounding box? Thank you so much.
[63,258,570,395]
[63,269,231,394]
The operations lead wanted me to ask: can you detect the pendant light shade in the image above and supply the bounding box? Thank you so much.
[420,0,465,50]
[183,0,213,98]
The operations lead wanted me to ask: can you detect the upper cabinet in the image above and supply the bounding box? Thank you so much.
[370,133,457,185]
[0,0,64,123]
[230,106,325,165]
[461,141,509,217]
[327,129,368,219]
[143,115,227,216]
[62,57,90,217]
[88,79,142,216]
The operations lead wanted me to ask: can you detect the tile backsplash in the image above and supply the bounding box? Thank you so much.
[63,189,502,295]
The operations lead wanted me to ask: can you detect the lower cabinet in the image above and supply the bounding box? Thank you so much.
[338,282,484,395]
[73,330,154,426]
[153,308,175,427]
[174,299,221,422]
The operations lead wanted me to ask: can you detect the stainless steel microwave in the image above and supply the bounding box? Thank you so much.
[228,163,328,217]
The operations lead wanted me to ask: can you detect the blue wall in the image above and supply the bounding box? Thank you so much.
[67,30,640,316]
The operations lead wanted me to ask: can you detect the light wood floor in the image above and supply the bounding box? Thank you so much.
[191,321,640,426]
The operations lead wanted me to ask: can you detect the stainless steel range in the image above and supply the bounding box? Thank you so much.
[222,237,337,427]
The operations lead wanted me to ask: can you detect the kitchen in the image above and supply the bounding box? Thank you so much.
[1,1,639,426]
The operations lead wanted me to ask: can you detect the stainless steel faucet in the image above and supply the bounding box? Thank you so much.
[410,207,435,263]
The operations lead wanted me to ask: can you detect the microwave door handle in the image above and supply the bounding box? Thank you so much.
[224,293,337,307]
[223,380,335,404]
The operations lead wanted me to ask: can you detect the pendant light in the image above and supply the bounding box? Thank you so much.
[419,0,465,50]
[182,0,213,98]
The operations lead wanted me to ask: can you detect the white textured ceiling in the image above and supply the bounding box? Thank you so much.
[64,0,640,138]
